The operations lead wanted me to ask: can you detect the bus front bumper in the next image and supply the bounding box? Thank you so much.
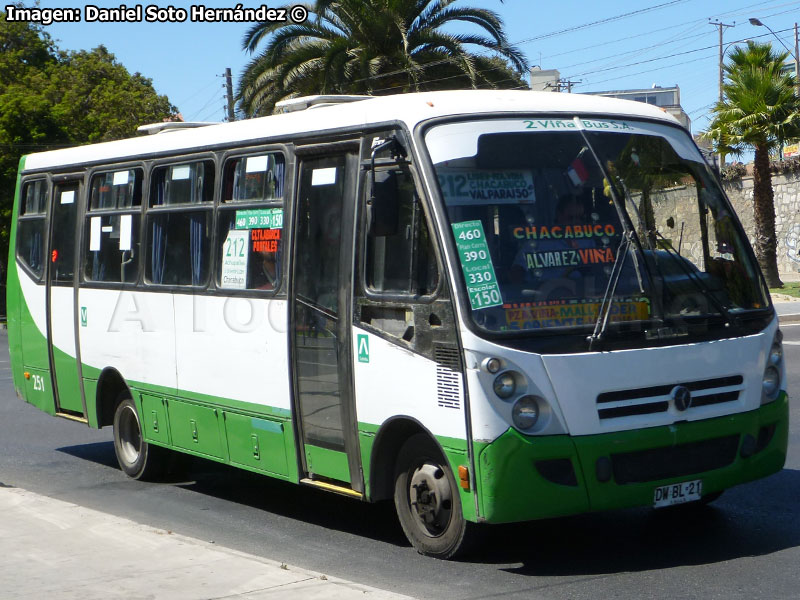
[473,392,788,524]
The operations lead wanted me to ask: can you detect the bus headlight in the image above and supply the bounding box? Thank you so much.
[493,372,517,399]
[512,396,540,430]
[483,357,502,374]
[762,366,780,403]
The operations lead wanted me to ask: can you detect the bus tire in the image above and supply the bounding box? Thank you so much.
[112,394,163,480]
[393,433,469,559]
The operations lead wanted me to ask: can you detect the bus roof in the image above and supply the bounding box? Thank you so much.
[22,90,681,172]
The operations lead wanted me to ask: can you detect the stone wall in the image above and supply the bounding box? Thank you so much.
[723,172,800,276]
[650,171,800,276]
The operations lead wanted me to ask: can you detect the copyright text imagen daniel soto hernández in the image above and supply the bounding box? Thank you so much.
[4,4,310,25]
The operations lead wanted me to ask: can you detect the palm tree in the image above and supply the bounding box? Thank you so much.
[237,0,528,117]
[706,41,800,288]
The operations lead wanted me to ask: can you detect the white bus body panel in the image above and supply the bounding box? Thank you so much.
[173,295,291,409]
[49,287,76,358]
[457,319,778,442]
[352,327,467,441]
[77,288,177,390]
[541,325,775,436]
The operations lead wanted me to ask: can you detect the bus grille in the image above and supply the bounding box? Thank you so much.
[611,435,740,484]
[596,375,743,420]
[435,346,462,410]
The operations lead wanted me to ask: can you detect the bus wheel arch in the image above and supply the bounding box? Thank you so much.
[369,417,431,502]
[95,367,131,428]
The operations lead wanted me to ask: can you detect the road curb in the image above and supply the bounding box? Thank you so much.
[0,486,415,600]
[779,313,800,324]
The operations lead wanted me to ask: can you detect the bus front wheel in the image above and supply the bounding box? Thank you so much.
[393,433,470,559]
[112,395,162,480]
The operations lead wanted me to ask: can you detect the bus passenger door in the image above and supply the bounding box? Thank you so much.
[47,180,85,417]
[290,149,362,493]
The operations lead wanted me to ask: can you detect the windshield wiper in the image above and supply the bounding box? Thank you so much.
[573,118,651,348]
[587,230,632,350]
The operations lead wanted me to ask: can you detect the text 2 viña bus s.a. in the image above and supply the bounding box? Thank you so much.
[7,90,788,558]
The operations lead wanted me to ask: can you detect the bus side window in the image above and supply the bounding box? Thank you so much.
[146,160,214,287]
[358,166,440,343]
[16,179,48,279]
[84,169,143,284]
[365,167,438,296]
[217,152,285,291]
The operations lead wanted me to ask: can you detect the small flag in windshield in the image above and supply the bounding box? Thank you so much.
[567,148,590,186]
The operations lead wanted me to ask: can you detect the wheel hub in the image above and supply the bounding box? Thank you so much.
[409,462,453,536]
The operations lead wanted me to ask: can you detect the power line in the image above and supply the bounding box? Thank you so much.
[537,0,799,64]
[510,0,689,47]
[562,27,793,82]
[556,26,709,73]
[580,52,717,88]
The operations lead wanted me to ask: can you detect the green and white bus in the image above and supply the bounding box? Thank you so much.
[7,90,788,558]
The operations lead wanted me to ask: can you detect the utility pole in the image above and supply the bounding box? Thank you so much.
[224,68,235,122]
[710,20,734,104]
[710,19,734,169]
[549,79,579,93]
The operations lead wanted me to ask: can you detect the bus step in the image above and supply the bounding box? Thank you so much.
[55,412,88,424]
[300,478,363,499]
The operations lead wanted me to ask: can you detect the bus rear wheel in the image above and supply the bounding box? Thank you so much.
[393,433,470,559]
[112,395,162,480]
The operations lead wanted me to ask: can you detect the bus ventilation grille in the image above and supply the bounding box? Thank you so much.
[434,346,462,410]
[596,375,743,420]
[611,434,740,484]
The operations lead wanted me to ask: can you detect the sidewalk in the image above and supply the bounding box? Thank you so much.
[0,486,414,600]
[772,272,800,323]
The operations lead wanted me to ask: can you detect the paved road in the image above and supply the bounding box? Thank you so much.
[1,327,799,600]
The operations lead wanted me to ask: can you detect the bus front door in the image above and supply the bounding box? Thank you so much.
[290,150,362,493]
[46,180,85,417]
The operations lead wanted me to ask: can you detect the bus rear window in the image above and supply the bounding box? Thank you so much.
[17,179,48,278]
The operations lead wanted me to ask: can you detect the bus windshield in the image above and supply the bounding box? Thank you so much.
[425,117,769,335]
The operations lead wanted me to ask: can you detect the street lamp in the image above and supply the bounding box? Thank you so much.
[749,17,800,96]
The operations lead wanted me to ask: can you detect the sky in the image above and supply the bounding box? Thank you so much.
[37,0,800,135]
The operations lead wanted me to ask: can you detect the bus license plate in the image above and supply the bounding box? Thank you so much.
[653,479,702,508]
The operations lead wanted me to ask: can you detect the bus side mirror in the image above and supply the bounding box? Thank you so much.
[367,170,400,237]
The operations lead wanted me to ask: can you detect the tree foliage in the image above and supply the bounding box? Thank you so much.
[705,41,800,288]
[238,0,528,116]
[0,6,177,273]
